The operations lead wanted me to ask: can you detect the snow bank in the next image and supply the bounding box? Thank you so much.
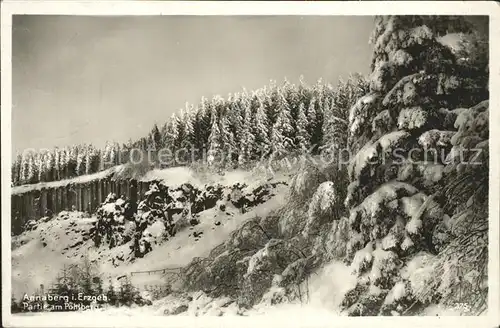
[141,166,290,193]
[12,166,122,195]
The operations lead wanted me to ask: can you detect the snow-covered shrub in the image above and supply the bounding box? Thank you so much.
[278,258,308,288]
[116,275,150,307]
[271,257,316,304]
[259,213,281,239]
[239,239,301,308]
[192,184,224,214]
[322,217,351,261]
[226,217,270,251]
[289,162,329,209]
[181,256,214,293]
[24,219,39,231]
[133,182,175,257]
[182,214,297,305]
[283,159,349,243]
[200,249,249,299]
[303,182,338,238]
[344,180,362,209]
[277,207,308,240]
[91,193,135,249]
[259,283,289,306]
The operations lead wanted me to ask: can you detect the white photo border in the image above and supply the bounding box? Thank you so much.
[1,1,499,327]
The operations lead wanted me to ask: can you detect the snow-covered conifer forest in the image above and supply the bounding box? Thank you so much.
[11,15,490,317]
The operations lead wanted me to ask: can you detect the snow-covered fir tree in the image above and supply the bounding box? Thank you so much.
[101,142,113,170]
[192,96,212,154]
[53,148,60,181]
[309,82,326,150]
[270,93,295,157]
[228,94,244,148]
[67,146,78,179]
[45,150,54,182]
[338,15,488,316]
[254,99,271,158]
[174,107,187,152]
[57,148,67,179]
[207,110,222,167]
[164,114,180,154]
[26,155,35,184]
[85,145,97,175]
[306,97,318,150]
[11,154,22,186]
[181,103,196,151]
[322,75,369,156]
[150,123,162,151]
[20,152,30,184]
[238,98,256,165]
[295,102,311,151]
[220,115,236,168]
[31,153,41,184]
[37,152,46,182]
[113,143,121,166]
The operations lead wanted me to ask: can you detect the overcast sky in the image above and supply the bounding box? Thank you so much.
[12,15,375,155]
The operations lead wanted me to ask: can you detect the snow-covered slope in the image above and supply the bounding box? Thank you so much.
[11,167,291,300]
[12,212,96,298]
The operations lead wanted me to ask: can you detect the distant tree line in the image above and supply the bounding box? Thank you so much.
[12,75,369,186]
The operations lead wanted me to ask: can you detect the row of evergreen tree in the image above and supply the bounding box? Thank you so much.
[12,76,369,186]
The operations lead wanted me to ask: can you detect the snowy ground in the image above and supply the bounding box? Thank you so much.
[88,261,357,317]
[141,165,294,190]
[10,258,467,319]
[11,213,96,298]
